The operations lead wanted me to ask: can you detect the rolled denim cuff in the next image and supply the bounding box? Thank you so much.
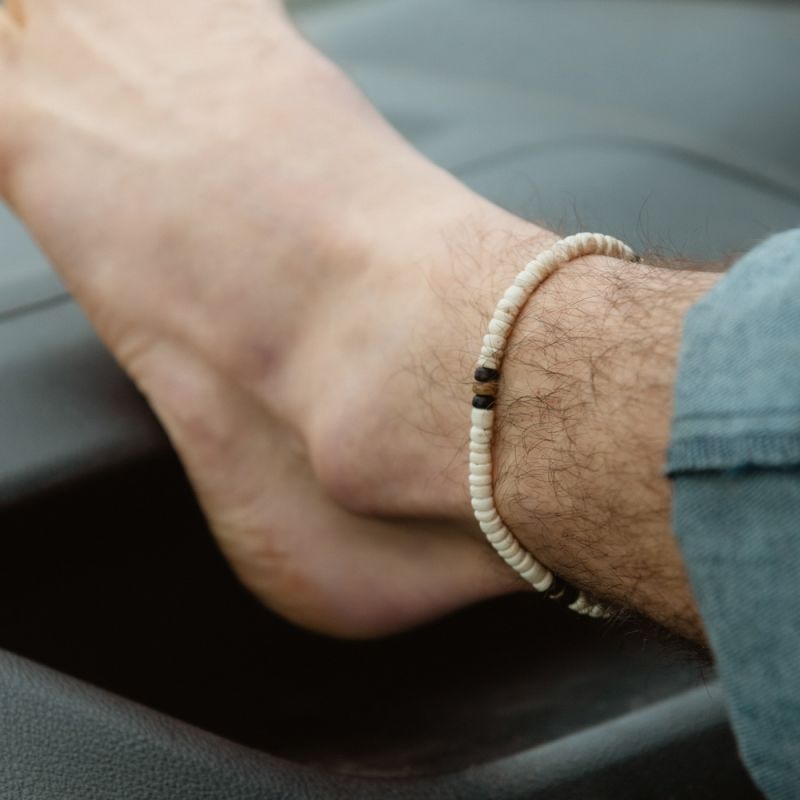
[668,228,800,800]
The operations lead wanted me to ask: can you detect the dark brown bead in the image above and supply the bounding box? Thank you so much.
[474,366,500,383]
[472,395,496,410]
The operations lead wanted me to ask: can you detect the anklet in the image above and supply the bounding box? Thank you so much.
[469,232,639,618]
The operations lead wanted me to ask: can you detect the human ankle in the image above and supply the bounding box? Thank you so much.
[292,194,557,522]
[492,254,719,633]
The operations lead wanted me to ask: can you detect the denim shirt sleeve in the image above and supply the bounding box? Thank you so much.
[667,228,800,800]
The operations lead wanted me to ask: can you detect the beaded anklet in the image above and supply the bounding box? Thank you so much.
[469,233,639,618]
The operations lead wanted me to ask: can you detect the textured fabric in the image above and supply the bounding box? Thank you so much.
[668,228,800,799]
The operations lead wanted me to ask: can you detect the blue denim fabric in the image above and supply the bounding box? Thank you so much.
[668,229,800,799]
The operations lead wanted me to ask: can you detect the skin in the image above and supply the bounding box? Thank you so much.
[0,0,719,640]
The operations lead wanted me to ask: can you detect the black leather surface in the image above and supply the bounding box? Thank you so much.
[0,289,164,505]
[0,649,757,799]
[0,455,728,784]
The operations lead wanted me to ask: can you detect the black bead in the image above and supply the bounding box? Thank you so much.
[474,366,500,383]
[558,583,581,608]
[542,575,565,600]
[472,394,496,410]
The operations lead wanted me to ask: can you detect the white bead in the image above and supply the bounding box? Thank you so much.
[506,548,529,569]
[497,540,520,560]
[523,265,547,286]
[588,604,606,619]
[569,594,590,614]
[471,408,493,429]
[471,497,494,512]
[488,317,512,338]
[483,333,505,351]
[486,528,511,545]
[474,508,498,523]
[533,251,556,271]
[521,561,548,585]
[470,426,491,445]
[469,472,492,485]
[582,234,600,254]
[513,272,535,289]
[503,285,526,307]
[533,571,555,593]
[469,484,492,500]
[469,480,491,495]
[470,452,491,466]
[599,233,615,255]
[497,297,517,315]
[515,552,535,574]
[609,237,627,258]
[470,462,491,477]
[480,344,503,361]
[469,441,489,456]
[480,517,505,536]
[493,308,515,325]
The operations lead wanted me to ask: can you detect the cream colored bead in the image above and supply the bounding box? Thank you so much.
[583,233,601,254]
[483,333,505,352]
[469,484,492,500]
[497,540,520,560]
[488,317,512,338]
[470,232,635,620]
[497,297,518,315]
[502,285,526,307]
[521,561,548,585]
[513,272,535,289]
[493,308,515,326]
[471,407,494,429]
[514,552,536,574]
[506,548,529,569]
[569,594,590,614]
[533,571,555,593]
[533,251,556,271]
[480,517,505,536]
[486,528,511,545]
[470,426,491,445]
[524,265,548,285]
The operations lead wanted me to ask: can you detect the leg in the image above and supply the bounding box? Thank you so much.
[0,0,518,636]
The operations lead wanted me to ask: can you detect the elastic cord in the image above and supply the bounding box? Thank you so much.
[469,232,639,618]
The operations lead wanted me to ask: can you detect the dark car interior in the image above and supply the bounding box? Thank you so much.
[2,1,798,797]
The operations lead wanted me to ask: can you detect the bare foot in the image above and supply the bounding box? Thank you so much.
[0,0,538,635]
